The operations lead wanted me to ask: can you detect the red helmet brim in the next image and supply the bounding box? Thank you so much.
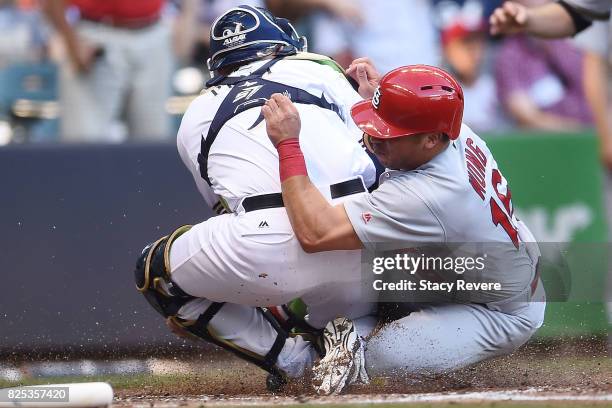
[350,99,414,139]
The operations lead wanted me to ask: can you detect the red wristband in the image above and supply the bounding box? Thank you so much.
[276,138,307,182]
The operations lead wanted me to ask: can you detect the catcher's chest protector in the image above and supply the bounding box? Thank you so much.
[198,57,342,186]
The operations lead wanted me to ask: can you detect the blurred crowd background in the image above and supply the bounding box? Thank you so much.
[0,0,609,154]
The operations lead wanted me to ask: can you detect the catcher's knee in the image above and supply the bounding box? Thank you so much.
[134,226,297,382]
[134,225,193,318]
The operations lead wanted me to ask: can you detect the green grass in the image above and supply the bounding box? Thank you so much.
[303,405,608,408]
[290,405,610,408]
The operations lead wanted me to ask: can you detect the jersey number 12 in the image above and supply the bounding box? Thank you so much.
[490,169,519,248]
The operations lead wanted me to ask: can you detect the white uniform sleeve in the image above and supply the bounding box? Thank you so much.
[315,63,364,139]
[176,96,229,215]
[563,0,612,19]
[306,61,377,185]
[285,60,376,188]
[343,178,446,251]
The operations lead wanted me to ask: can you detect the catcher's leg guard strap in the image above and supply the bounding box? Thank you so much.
[188,302,225,338]
[268,302,323,356]
[261,308,290,370]
[268,300,320,334]
[185,305,289,376]
[136,226,289,377]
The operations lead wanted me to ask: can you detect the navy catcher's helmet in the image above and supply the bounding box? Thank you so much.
[207,5,307,72]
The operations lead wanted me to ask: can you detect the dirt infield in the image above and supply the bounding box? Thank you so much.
[1,338,609,407]
[110,338,611,407]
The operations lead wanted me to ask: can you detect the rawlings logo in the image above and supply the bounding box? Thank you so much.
[223,33,246,46]
[372,87,381,109]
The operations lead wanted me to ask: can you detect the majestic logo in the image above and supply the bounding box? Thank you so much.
[361,212,372,224]
[258,220,270,228]
[372,87,381,109]
[233,83,264,103]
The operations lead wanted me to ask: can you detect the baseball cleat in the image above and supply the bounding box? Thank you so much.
[311,317,369,395]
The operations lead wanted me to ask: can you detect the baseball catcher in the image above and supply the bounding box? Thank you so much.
[135,4,381,391]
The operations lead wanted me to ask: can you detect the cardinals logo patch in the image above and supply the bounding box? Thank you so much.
[372,87,381,109]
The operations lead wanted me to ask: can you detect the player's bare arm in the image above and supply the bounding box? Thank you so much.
[274,172,362,253]
[42,0,100,73]
[262,94,363,253]
[489,1,577,38]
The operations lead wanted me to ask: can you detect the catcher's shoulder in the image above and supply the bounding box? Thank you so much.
[283,52,346,74]
[284,51,334,62]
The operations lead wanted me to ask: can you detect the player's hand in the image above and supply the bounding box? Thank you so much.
[262,93,301,147]
[346,57,380,99]
[490,1,529,35]
[66,37,103,74]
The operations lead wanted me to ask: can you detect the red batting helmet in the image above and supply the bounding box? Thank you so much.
[351,65,464,140]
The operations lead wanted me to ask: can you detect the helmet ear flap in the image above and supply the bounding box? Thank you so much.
[275,18,297,39]
[298,35,308,52]
[275,17,308,52]
[362,133,375,154]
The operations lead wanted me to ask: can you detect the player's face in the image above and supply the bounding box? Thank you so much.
[368,133,435,170]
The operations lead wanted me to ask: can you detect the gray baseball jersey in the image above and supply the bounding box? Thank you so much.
[344,124,537,304]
